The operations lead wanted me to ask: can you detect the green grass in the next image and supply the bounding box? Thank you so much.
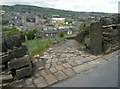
[64,34,77,38]
[27,38,53,58]
[26,34,77,59]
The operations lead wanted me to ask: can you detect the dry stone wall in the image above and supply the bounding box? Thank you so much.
[1,34,32,86]
[76,15,120,55]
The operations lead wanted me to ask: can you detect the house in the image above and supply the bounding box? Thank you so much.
[2,12,44,31]
[36,28,79,38]
[51,18,65,23]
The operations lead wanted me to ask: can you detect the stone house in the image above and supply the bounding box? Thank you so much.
[36,28,79,38]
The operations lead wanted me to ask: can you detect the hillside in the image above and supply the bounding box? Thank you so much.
[2,5,111,19]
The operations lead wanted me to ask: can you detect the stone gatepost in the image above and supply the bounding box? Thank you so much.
[89,22,103,55]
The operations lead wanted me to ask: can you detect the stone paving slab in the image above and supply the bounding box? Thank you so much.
[54,71,68,81]
[51,62,57,67]
[40,70,47,77]
[74,60,83,65]
[79,56,89,63]
[34,76,47,87]
[25,78,33,86]
[84,57,93,61]
[73,61,98,74]
[68,61,78,67]
[103,51,119,60]
[62,63,72,68]
[62,68,75,77]
[26,83,35,87]
[50,67,58,73]
[45,69,51,75]
[93,57,107,63]
[45,63,51,69]
[7,40,119,88]
[55,65,65,71]
[44,74,58,85]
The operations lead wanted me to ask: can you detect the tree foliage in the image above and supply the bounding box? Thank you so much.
[26,30,37,40]
[2,26,37,42]
[2,20,9,25]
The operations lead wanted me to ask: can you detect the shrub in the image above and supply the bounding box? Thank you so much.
[59,31,64,38]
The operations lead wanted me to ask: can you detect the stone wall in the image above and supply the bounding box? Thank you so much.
[76,15,120,55]
[1,34,32,87]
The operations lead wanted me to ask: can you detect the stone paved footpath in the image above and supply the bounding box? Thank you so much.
[8,40,119,88]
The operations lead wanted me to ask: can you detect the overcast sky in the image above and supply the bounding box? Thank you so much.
[1,0,120,13]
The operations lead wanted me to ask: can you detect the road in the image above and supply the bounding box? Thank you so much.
[51,56,118,87]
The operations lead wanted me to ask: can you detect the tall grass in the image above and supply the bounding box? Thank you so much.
[27,38,53,58]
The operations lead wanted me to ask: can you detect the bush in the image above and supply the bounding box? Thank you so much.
[20,32,25,42]
[79,23,87,31]
[2,20,9,25]
[26,30,37,40]
[59,31,64,38]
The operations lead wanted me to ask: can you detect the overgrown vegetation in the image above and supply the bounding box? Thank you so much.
[27,38,53,58]
[79,23,87,31]
[2,27,37,42]
[2,20,9,25]
[59,31,64,38]
[26,33,77,58]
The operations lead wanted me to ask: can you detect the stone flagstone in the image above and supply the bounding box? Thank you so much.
[68,61,78,67]
[85,57,93,61]
[44,74,58,85]
[25,78,33,86]
[74,60,83,65]
[50,67,58,73]
[73,61,98,74]
[34,76,47,87]
[45,63,51,69]
[40,70,47,77]
[62,68,75,77]
[80,57,89,63]
[45,69,51,75]
[51,62,57,67]
[62,63,72,68]
[54,71,68,81]
[55,65,64,71]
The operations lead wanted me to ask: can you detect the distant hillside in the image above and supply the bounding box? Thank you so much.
[2,5,112,19]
